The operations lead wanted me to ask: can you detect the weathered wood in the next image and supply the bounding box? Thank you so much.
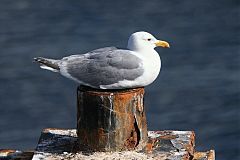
[77,86,148,151]
[35,128,78,153]
[32,128,210,160]
[146,131,195,158]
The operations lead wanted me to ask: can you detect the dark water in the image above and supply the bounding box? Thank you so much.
[0,0,239,159]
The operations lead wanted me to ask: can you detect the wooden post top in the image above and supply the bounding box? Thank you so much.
[78,85,145,94]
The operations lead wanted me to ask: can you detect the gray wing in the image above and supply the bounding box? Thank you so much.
[62,47,144,87]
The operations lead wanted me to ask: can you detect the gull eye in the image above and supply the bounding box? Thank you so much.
[147,38,151,41]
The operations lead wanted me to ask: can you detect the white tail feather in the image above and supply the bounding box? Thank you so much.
[40,65,59,72]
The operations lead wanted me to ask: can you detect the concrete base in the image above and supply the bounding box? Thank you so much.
[0,128,215,160]
[31,128,214,160]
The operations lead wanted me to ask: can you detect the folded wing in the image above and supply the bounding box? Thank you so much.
[60,47,144,87]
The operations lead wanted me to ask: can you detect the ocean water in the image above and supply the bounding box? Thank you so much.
[0,0,239,159]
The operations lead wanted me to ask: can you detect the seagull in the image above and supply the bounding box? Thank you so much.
[34,31,170,89]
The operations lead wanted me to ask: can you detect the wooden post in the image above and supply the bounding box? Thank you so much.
[76,86,148,151]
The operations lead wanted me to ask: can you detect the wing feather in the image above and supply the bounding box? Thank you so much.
[60,47,144,87]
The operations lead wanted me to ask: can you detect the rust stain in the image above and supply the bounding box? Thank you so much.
[183,131,195,156]
[208,150,215,160]
[144,138,156,153]
[182,153,190,160]
[193,152,210,160]
[193,150,215,160]
[145,143,153,153]
[159,135,177,139]
[77,129,89,145]
[193,152,207,159]
[124,131,138,150]
[0,149,16,154]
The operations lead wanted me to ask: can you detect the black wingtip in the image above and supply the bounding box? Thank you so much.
[33,57,39,63]
[33,57,44,62]
[33,57,45,64]
[33,57,60,70]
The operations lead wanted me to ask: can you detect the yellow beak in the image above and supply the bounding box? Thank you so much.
[155,40,170,48]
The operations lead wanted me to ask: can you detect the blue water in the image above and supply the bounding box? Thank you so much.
[0,0,239,159]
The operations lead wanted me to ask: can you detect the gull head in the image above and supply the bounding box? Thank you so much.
[127,31,170,51]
